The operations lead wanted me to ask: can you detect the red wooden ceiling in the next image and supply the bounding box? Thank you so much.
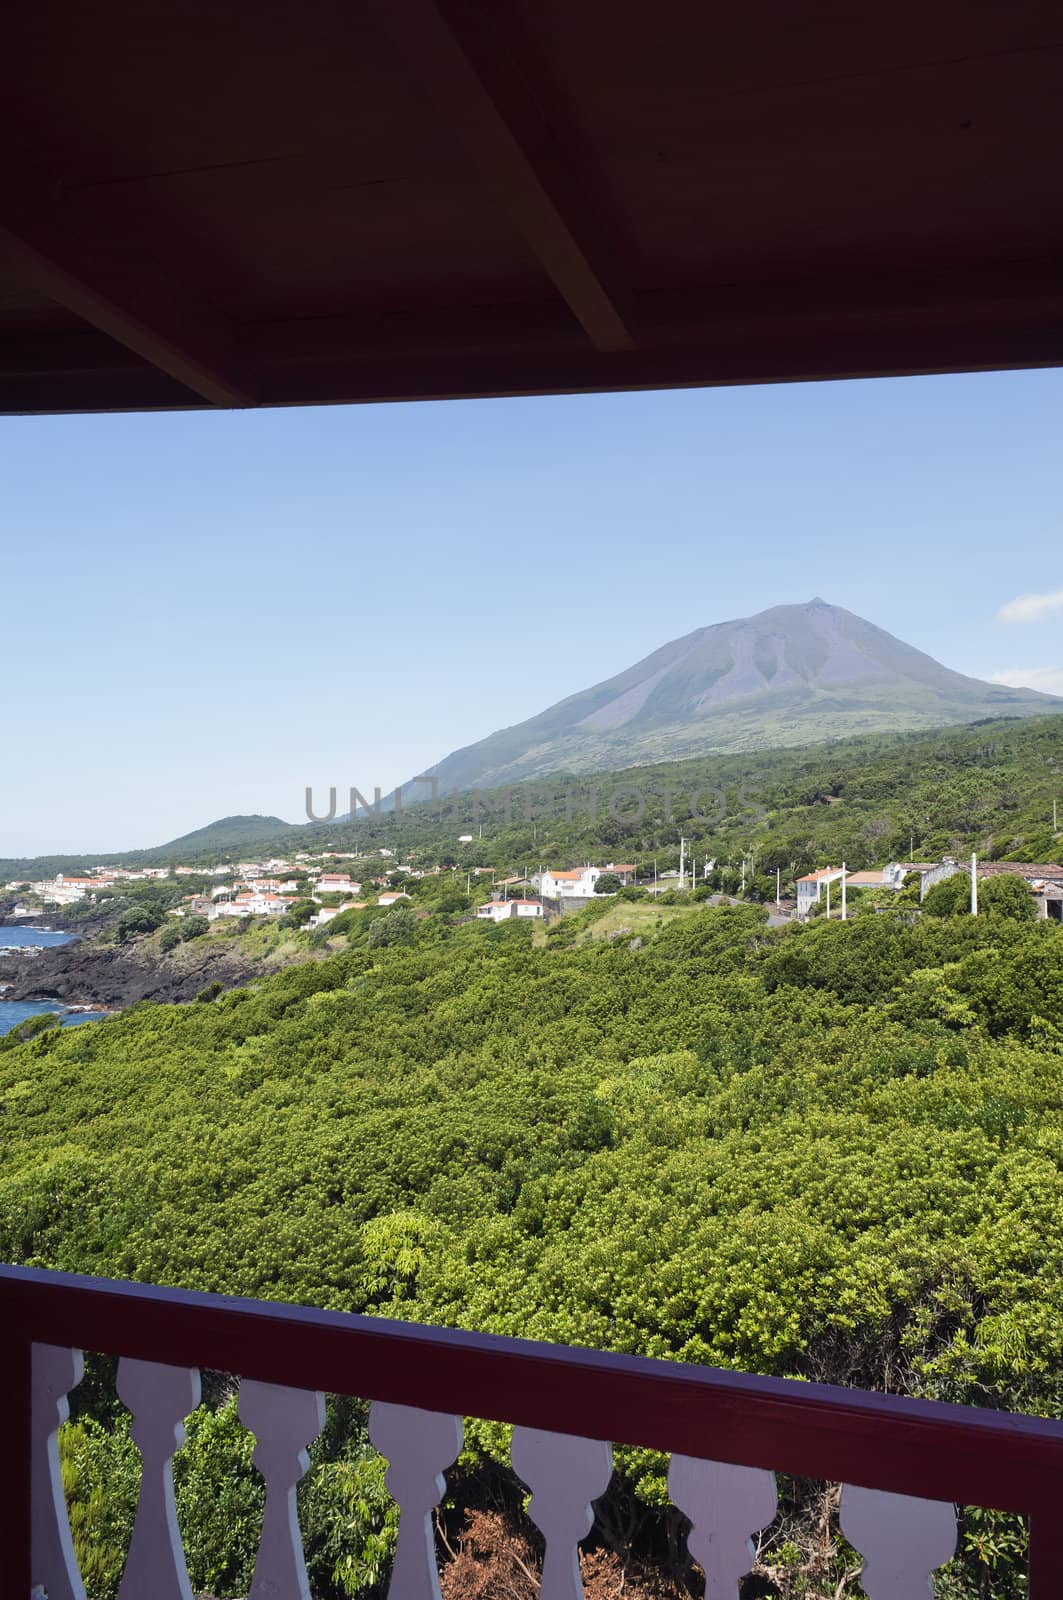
[1,0,1060,412]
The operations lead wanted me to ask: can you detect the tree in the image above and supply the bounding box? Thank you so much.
[367,906,416,948]
[435,888,471,914]
[284,899,318,928]
[113,906,164,943]
[595,873,623,895]
[158,923,182,953]
[0,1011,60,1049]
[979,873,1037,922]
[181,917,210,941]
[922,873,970,917]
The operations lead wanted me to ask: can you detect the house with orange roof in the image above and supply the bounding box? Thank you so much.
[795,866,845,918]
[538,866,601,900]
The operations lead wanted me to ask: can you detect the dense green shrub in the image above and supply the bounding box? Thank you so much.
[3,903,1061,1598]
[923,874,971,917]
[979,873,1038,921]
[595,873,623,895]
[367,905,416,948]
[113,906,165,943]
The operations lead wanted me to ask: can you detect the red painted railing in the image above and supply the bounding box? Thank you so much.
[3,1263,1063,1597]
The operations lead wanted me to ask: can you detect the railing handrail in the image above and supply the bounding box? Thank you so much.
[4,1263,1063,1517]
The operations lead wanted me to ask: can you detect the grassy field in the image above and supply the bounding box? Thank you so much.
[568,899,702,944]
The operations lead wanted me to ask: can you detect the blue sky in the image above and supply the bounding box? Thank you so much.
[3,368,1061,857]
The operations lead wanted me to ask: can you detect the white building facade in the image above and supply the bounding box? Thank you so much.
[539,867,601,899]
[476,899,543,922]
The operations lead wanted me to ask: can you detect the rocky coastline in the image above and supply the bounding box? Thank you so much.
[0,911,317,1010]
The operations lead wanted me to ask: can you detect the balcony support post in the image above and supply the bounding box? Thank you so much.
[0,1329,33,1600]
[1029,1508,1063,1599]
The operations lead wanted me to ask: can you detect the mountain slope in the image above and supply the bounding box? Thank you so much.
[423,599,1062,792]
[137,815,294,861]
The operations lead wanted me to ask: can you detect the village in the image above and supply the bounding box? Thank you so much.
[7,848,1062,930]
[3,855,636,928]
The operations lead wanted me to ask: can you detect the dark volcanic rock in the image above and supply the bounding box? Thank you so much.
[0,935,317,1009]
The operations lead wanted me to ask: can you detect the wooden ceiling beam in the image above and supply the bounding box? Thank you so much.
[365,0,633,354]
[0,207,256,408]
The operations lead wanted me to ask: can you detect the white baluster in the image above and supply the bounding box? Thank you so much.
[840,1485,957,1599]
[31,1344,86,1600]
[511,1427,613,1600]
[238,1380,326,1600]
[116,1359,201,1600]
[369,1402,463,1600]
[668,1456,777,1600]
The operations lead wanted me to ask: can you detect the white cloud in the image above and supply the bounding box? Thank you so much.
[997,588,1063,624]
[990,667,1063,698]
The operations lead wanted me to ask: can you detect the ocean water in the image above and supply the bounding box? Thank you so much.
[0,924,75,950]
[0,923,106,1034]
[0,999,107,1035]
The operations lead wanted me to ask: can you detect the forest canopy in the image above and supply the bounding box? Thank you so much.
[2,896,1062,1597]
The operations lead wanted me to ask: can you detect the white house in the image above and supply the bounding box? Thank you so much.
[539,866,601,900]
[377,891,411,906]
[213,897,255,919]
[316,874,360,898]
[255,894,292,916]
[32,875,99,905]
[312,905,346,926]
[797,858,964,915]
[214,892,291,918]
[476,899,543,922]
[795,867,845,917]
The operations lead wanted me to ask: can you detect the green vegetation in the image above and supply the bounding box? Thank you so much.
[283,898,319,928]
[594,873,624,895]
[2,894,1062,1596]
[3,714,1062,1596]
[156,915,210,952]
[923,872,1038,923]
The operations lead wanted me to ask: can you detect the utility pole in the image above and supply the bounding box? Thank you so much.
[971,851,978,916]
[679,836,686,891]
[841,861,847,922]
[776,867,781,909]
[826,876,831,918]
